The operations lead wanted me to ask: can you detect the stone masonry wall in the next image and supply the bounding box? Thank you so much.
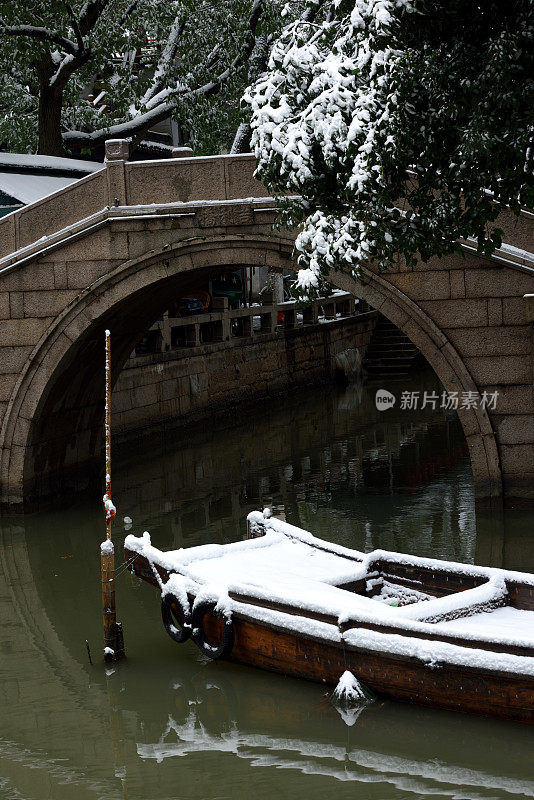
[111,314,377,439]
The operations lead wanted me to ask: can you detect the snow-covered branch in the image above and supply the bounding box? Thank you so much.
[0,18,78,55]
[63,0,265,150]
[244,0,534,291]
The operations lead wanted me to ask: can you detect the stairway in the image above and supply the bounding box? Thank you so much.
[363,316,423,378]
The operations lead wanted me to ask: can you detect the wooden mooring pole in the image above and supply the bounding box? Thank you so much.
[101,329,125,662]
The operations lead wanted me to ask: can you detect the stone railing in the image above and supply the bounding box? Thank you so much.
[131,292,373,358]
[0,140,267,260]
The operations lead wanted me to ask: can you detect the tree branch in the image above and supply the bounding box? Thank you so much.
[63,1,85,52]
[50,47,92,89]
[63,0,265,151]
[141,14,187,107]
[78,0,112,36]
[0,18,78,55]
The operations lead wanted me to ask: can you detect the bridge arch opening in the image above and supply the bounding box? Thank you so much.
[0,237,294,506]
[1,235,502,507]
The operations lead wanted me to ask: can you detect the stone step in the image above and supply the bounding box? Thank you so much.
[363,314,422,376]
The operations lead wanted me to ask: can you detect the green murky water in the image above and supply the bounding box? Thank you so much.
[1,371,532,800]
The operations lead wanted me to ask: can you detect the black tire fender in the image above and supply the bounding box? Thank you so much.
[191,599,234,660]
[161,591,192,643]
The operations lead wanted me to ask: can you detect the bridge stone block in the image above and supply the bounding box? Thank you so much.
[420,299,487,327]
[1,318,51,347]
[465,267,534,298]
[479,384,533,414]
[106,161,127,206]
[376,296,411,330]
[105,139,129,161]
[126,158,227,205]
[464,355,531,384]
[11,415,32,448]
[455,406,483,437]
[225,155,270,200]
[8,289,26,317]
[62,310,95,343]
[446,326,531,357]
[0,292,9,318]
[414,254,465,271]
[449,270,466,298]
[1,264,55,292]
[190,245,267,268]
[0,374,17,402]
[404,314,449,350]
[196,203,254,228]
[500,444,534,477]
[502,297,528,325]
[0,213,16,258]
[22,290,78,319]
[6,445,24,494]
[495,414,534,445]
[387,270,451,300]
[487,298,503,326]
[125,229,196,260]
[0,346,32,373]
[52,262,68,289]
[17,171,107,247]
[66,259,114,289]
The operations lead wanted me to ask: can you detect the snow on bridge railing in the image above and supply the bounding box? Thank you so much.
[0,142,268,263]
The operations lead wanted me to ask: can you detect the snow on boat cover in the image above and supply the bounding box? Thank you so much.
[125,510,534,721]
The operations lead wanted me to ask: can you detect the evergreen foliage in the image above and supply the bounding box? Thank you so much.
[245,0,534,293]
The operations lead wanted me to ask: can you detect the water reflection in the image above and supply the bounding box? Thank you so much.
[113,371,476,563]
[0,370,533,800]
[128,666,534,800]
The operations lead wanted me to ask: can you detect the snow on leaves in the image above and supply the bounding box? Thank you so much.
[245,0,534,294]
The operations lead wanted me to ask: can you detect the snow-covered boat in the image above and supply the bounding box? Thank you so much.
[124,510,534,722]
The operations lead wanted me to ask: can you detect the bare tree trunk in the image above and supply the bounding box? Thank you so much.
[38,86,66,156]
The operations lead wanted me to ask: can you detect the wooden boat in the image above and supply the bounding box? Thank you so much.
[124,510,534,723]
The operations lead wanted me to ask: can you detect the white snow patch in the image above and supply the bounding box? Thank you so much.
[331,670,374,710]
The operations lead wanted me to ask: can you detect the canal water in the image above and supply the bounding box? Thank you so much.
[0,371,532,800]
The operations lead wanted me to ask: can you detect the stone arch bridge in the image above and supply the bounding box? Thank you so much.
[0,143,533,507]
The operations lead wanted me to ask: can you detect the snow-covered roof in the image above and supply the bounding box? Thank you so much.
[0,153,104,206]
[0,173,84,205]
[0,153,102,175]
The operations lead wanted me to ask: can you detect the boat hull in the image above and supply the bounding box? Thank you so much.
[219,612,534,723]
[126,549,534,723]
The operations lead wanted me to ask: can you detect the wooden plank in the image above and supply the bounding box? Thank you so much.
[205,613,534,723]
[229,589,534,658]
